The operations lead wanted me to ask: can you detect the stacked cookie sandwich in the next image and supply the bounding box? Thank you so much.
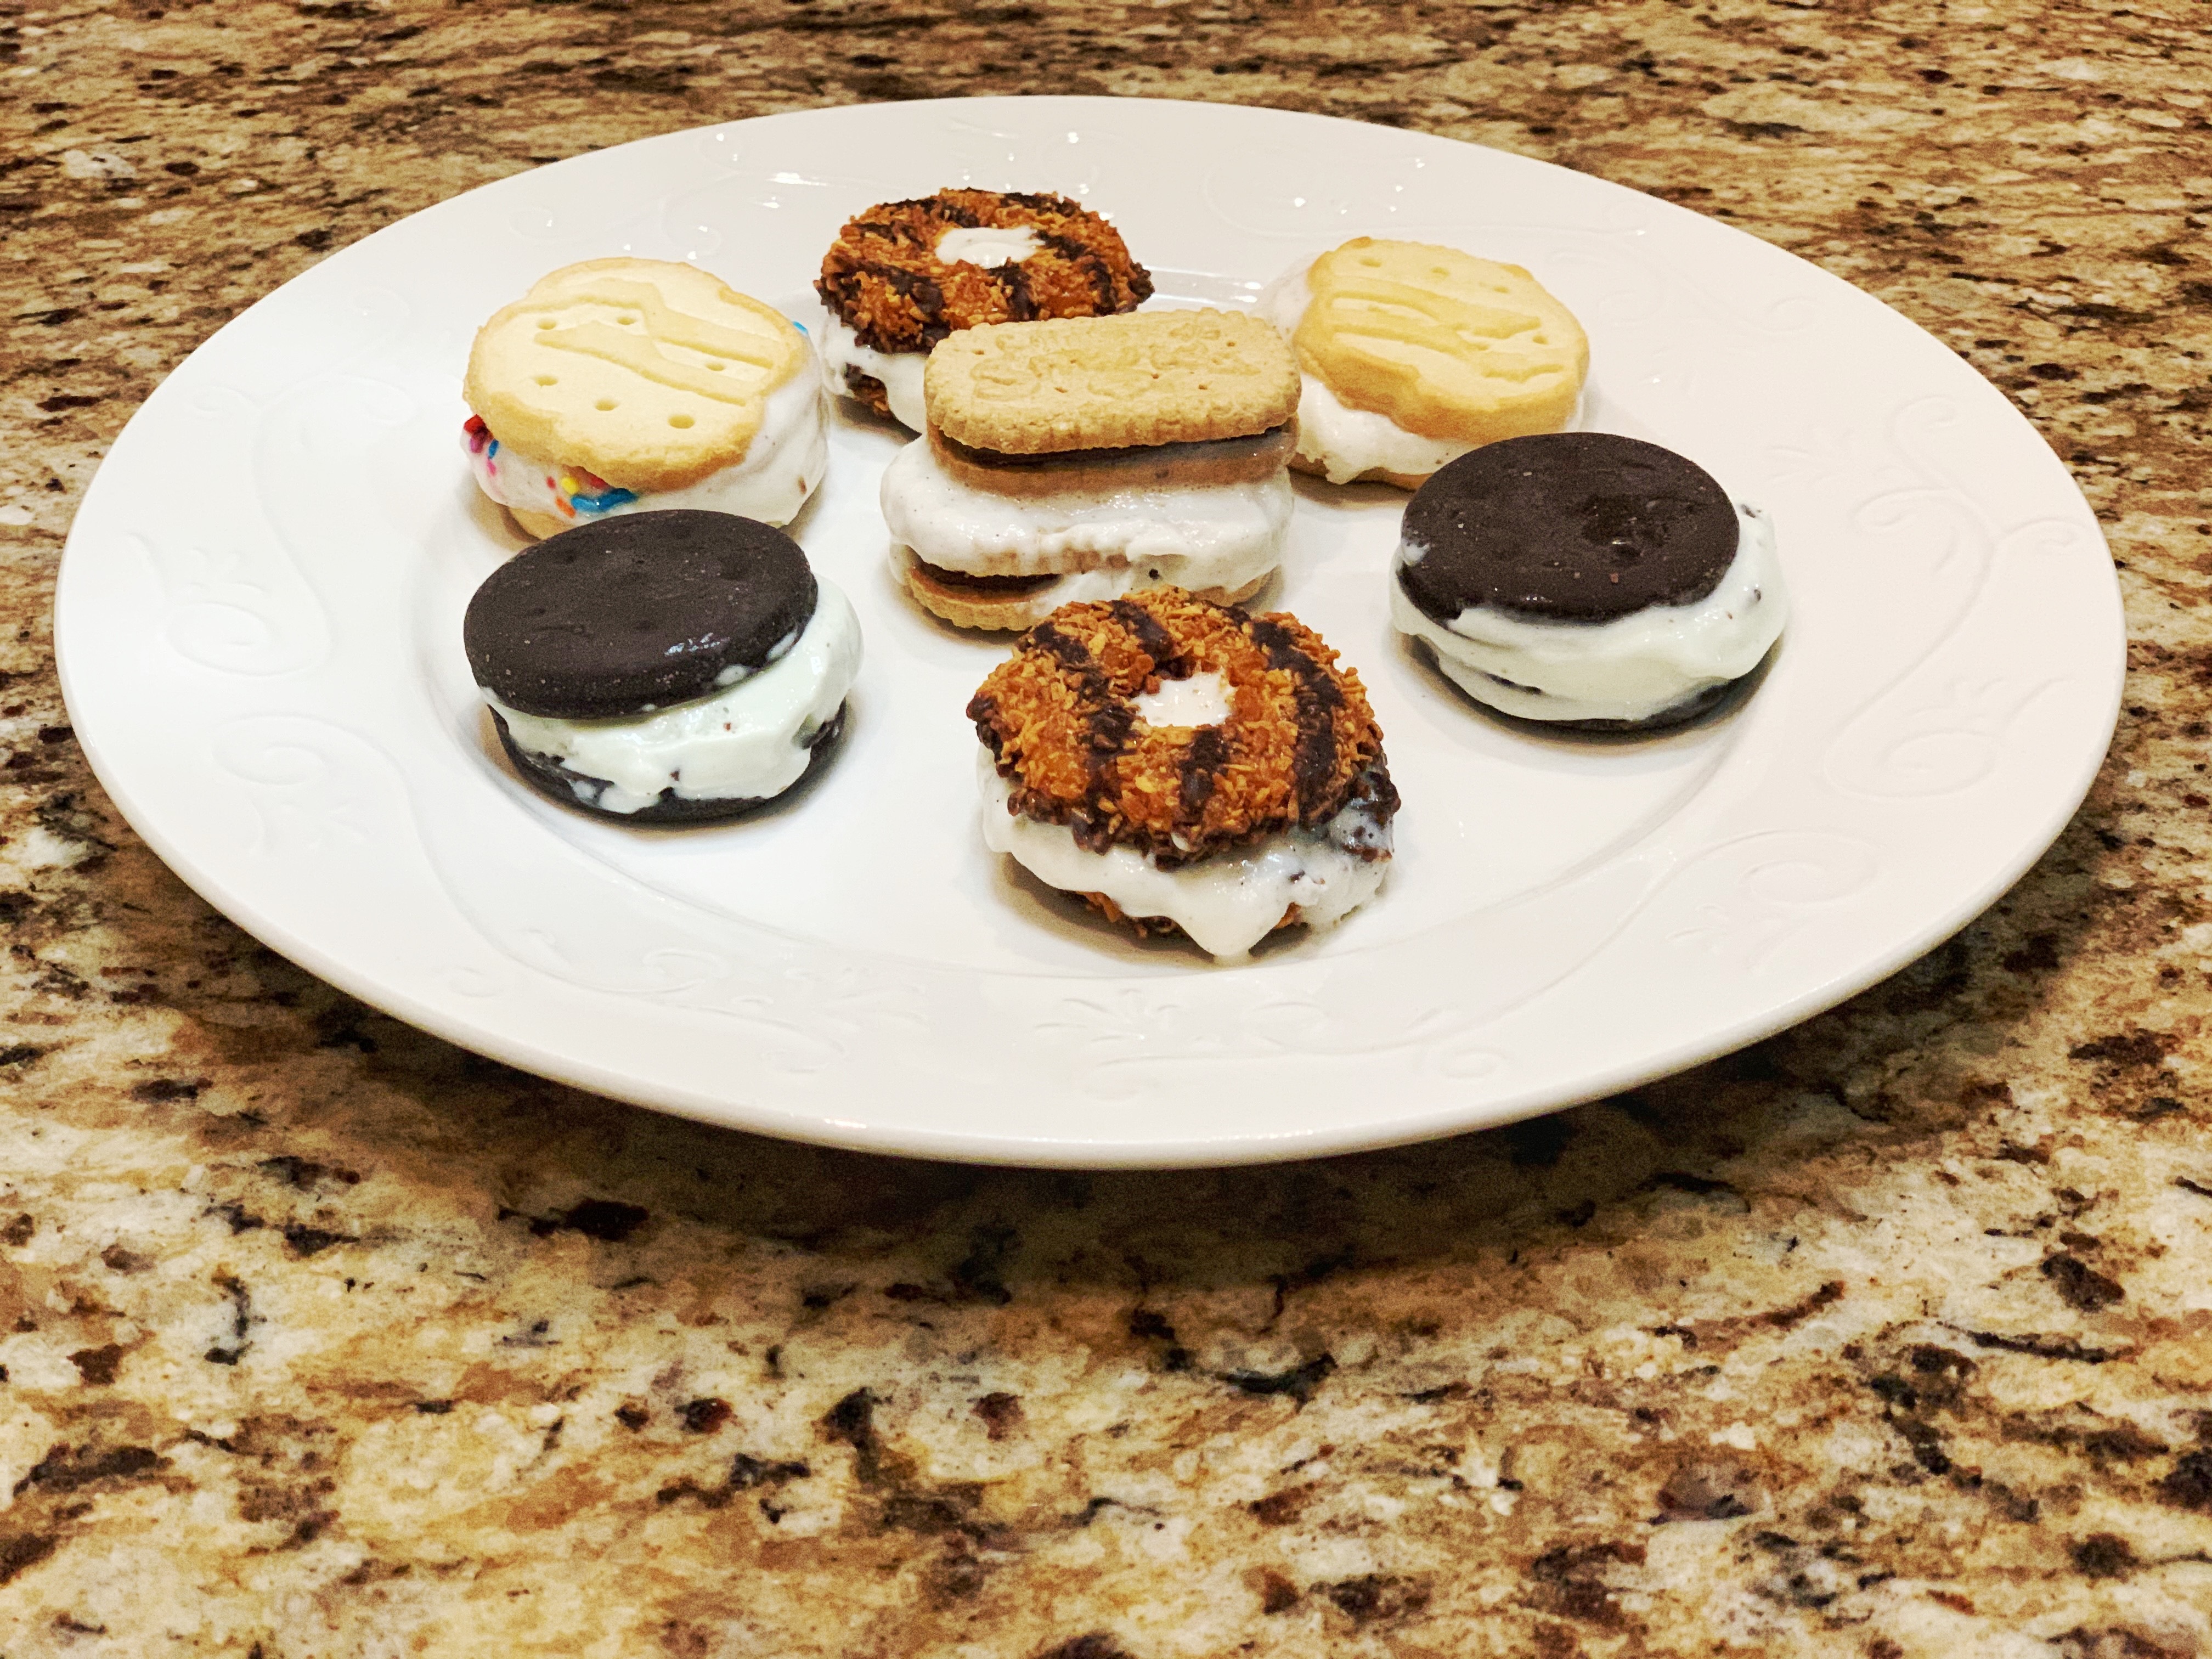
[879,308,1301,631]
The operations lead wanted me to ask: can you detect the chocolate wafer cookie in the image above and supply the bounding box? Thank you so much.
[464,511,861,821]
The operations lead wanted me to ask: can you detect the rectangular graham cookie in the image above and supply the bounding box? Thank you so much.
[923,309,1300,455]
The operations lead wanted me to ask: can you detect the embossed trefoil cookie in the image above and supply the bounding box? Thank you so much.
[882,309,1302,632]
[1260,238,1589,488]
[464,258,827,538]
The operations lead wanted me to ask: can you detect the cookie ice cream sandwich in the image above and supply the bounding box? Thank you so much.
[969,587,1397,961]
[815,189,1153,431]
[464,258,826,538]
[1390,432,1787,729]
[1259,238,1588,488]
[464,511,860,821]
[881,309,1301,632]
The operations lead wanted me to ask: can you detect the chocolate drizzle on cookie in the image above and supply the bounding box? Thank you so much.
[967,588,1392,868]
[994,261,1039,323]
[1247,615,1347,822]
[817,189,1152,357]
[1104,598,1185,679]
[1398,432,1740,624]
[848,261,951,352]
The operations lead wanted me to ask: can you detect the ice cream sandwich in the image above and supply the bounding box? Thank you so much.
[879,309,1301,631]
[1259,238,1588,488]
[1390,432,1787,729]
[464,258,827,538]
[815,188,1153,432]
[465,511,860,820]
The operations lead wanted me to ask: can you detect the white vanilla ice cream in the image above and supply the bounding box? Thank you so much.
[467,363,828,531]
[978,751,1391,962]
[1391,501,1787,724]
[881,435,1293,604]
[490,580,862,814]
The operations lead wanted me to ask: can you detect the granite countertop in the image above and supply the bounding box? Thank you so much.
[2,2,2208,1653]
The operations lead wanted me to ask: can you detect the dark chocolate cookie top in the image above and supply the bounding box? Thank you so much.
[464,510,817,719]
[1397,433,1740,624]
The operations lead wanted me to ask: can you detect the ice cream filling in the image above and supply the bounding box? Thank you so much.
[1392,500,1786,724]
[882,433,1291,596]
[819,313,929,430]
[488,579,862,814]
[979,752,1390,961]
[935,225,1044,267]
[1131,670,1234,729]
[465,362,827,531]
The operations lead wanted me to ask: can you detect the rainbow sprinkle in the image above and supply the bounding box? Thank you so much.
[558,466,638,516]
[463,415,637,516]
[464,413,500,475]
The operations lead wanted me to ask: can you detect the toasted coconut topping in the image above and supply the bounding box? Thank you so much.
[966,587,1392,866]
[816,189,1152,357]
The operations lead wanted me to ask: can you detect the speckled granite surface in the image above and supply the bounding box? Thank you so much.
[2,2,2208,1654]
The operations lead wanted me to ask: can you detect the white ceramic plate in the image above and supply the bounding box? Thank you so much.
[56,97,2123,1167]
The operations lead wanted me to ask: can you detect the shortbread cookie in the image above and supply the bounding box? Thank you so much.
[464,511,860,821]
[882,311,1300,631]
[924,310,1300,455]
[816,190,1153,430]
[1391,433,1787,729]
[1259,238,1588,488]
[968,587,1397,961]
[463,258,827,535]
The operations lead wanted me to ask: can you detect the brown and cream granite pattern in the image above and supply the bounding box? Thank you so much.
[2,2,2209,1653]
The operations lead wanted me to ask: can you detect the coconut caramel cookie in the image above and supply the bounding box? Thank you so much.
[881,311,1301,631]
[463,258,826,538]
[967,586,1397,960]
[1259,238,1588,488]
[815,189,1153,430]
